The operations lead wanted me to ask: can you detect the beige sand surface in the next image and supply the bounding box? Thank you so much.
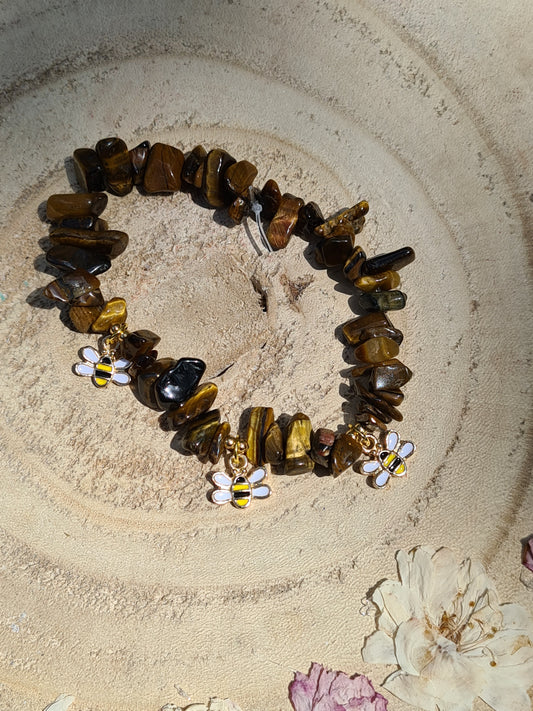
[0,2,531,710]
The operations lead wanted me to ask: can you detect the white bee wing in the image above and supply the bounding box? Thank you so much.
[111,371,131,385]
[397,441,415,459]
[75,362,95,377]
[251,485,270,499]
[211,489,232,504]
[373,470,390,488]
[114,358,131,370]
[81,346,100,364]
[212,472,232,489]
[247,467,267,485]
[385,431,399,451]
[361,460,380,474]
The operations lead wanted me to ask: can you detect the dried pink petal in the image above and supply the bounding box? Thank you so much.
[289,662,388,711]
[522,537,533,573]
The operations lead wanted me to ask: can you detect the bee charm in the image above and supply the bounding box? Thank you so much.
[74,346,131,388]
[211,467,271,509]
[360,430,415,488]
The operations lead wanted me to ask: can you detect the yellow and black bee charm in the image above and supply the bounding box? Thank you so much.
[360,430,415,488]
[74,346,131,388]
[210,436,271,509]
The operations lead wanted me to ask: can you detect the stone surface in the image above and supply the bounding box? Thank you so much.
[95,137,133,196]
[143,142,184,193]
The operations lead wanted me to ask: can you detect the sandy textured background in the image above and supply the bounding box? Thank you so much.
[0,1,532,710]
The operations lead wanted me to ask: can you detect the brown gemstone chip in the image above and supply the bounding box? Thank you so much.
[49,227,129,259]
[263,422,284,465]
[143,143,185,193]
[121,330,161,361]
[258,179,282,220]
[202,148,236,208]
[182,145,207,185]
[378,389,404,406]
[310,428,335,468]
[284,412,314,475]
[208,421,231,464]
[72,148,105,192]
[228,196,250,224]
[46,193,108,223]
[355,270,401,292]
[357,383,403,422]
[354,336,400,364]
[167,382,219,428]
[297,201,325,236]
[367,359,412,392]
[69,304,103,333]
[182,409,221,462]
[43,269,101,304]
[90,297,127,333]
[330,433,363,478]
[315,225,355,267]
[343,246,367,281]
[224,160,258,198]
[133,357,177,410]
[314,201,369,238]
[343,312,401,347]
[129,141,151,185]
[267,193,305,251]
[246,407,274,466]
[95,137,133,196]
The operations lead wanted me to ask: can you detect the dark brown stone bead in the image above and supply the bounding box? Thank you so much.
[362,246,415,275]
[343,246,367,281]
[71,289,105,307]
[357,383,403,422]
[95,137,133,196]
[355,270,401,292]
[258,179,282,220]
[224,160,258,197]
[297,201,325,236]
[310,427,335,467]
[314,201,369,238]
[284,412,314,475]
[43,269,101,304]
[228,196,250,224]
[121,330,161,362]
[193,163,204,189]
[378,389,404,406]
[330,433,362,478]
[246,407,274,466]
[154,357,206,411]
[134,358,177,410]
[143,143,185,193]
[69,304,103,333]
[369,359,413,391]
[72,148,105,192]
[56,216,105,230]
[202,148,236,207]
[208,421,231,464]
[359,290,407,312]
[182,409,221,462]
[267,193,305,251]
[49,227,129,259]
[355,411,389,430]
[354,336,400,364]
[45,245,110,275]
[343,312,396,346]
[263,422,284,465]
[182,145,207,185]
[315,225,355,267]
[129,140,151,185]
[46,193,108,223]
[167,382,218,428]
[128,350,158,380]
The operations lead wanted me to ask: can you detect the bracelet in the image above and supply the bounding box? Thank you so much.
[40,137,416,509]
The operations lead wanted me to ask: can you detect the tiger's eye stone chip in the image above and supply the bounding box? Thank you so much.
[330,433,362,478]
[73,148,105,192]
[202,148,236,207]
[315,225,355,267]
[69,304,103,333]
[284,412,314,475]
[56,216,106,230]
[154,357,206,411]
[357,383,403,422]
[263,422,284,465]
[228,196,249,224]
[343,312,396,346]
[297,201,325,236]
[121,329,161,361]
[314,201,369,238]
[343,246,366,281]
[267,193,305,251]
[182,145,207,185]
[354,336,400,364]
[46,193,108,222]
[359,290,407,312]
[49,227,129,259]
[43,268,100,303]
[310,428,335,467]
[355,270,400,292]
[362,246,415,275]
[208,421,231,464]
[45,245,111,275]
[90,297,127,333]
[246,406,274,466]
[143,142,185,193]
[95,137,133,196]
[258,179,282,220]
[167,382,219,428]
[224,160,258,197]
[133,357,177,410]
[378,389,404,406]
[129,140,151,185]
[182,409,221,461]
[369,359,412,391]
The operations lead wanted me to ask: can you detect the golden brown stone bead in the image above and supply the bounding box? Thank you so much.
[143,142,185,193]
[129,141,151,185]
[167,382,218,428]
[133,357,177,410]
[56,216,107,231]
[330,433,362,478]
[90,297,127,333]
[362,359,413,391]
[359,290,407,312]
[45,244,111,276]
[224,160,258,197]
[354,270,401,292]
[95,137,133,196]
[46,193,108,223]
[263,422,284,465]
[193,163,204,189]
[259,179,282,220]
[182,145,207,185]
[355,411,388,430]
[246,407,274,466]
[314,201,369,238]
[354,336,400,364]
[69,288,105,307]
[378,389,404,406]
[342,312,401,347]
[343,246,367,281]
[310,428,335,468]
[72,148,105,192]
[43,269,101,304]
[357,383,403,422]
[362,246,415,275]
[202,148,236,207]
[49,227,129,258]
[69,305,103,333]
[228,196,249,224]
[267,193,305,251]
[284,412,314,475]
[182,409,221,462]
[121,330,161,361]
[315,224,355,267]
[208,421,231,464]
[297,201,325,236]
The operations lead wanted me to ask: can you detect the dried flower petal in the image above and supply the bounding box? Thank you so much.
[522,537,533,573]
[289,662,388,710]
[43,695,75,711]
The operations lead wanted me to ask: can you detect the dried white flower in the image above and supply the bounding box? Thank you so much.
[362,546,533,711]
[43,695,75,711]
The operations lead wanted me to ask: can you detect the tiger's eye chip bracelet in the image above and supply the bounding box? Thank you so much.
[41,137,416,508]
